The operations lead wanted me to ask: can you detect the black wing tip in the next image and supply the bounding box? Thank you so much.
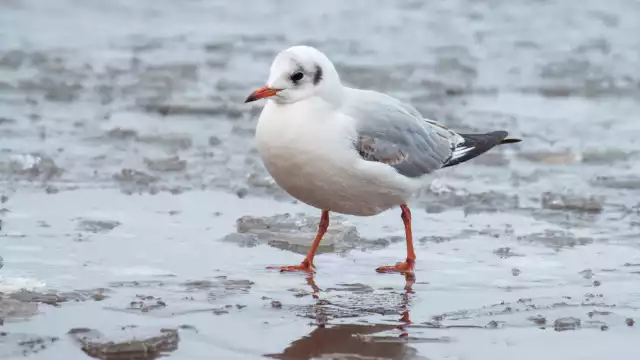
[487,130,522,145]
[442,131,520,168]
[500,138,522,144]
[480,131,522,145]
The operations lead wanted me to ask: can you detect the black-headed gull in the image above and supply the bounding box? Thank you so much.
[245,45,521,275]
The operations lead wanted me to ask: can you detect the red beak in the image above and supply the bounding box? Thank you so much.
[244,86,281,103]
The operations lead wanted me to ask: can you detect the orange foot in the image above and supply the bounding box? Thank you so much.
[375,259,415,275]
[267,261,314,273]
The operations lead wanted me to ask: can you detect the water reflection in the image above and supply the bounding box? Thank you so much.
[265,274,423,360]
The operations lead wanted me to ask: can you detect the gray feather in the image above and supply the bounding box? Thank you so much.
[343,88,460,178]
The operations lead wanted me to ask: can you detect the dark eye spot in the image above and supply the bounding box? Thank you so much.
[290,72,304,82]
[313,65,323,85]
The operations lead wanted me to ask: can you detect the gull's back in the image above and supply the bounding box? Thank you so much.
[341,87,461,178]
[340,87,520,179]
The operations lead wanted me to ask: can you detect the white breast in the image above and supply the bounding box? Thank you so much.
[255,99,419,216]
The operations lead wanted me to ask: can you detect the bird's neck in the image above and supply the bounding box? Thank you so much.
[315,82,345,109]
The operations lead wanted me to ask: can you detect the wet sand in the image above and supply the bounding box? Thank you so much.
[2,0,640,359]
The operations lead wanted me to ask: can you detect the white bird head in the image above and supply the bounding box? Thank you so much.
[245,45,342,105]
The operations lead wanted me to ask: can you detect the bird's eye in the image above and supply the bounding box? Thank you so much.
[290,72,304,82]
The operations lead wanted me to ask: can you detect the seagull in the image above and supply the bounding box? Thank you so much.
[245,45,521,275]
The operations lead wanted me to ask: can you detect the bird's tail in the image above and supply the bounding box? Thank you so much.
[442,131,521,168]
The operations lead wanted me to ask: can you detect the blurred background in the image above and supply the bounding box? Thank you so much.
[1,1,640,359]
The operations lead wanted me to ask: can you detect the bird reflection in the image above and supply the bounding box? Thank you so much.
[265,274,419,360]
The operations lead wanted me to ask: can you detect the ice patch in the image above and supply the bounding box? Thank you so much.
[0,276,46,293]
[110,266,175,277]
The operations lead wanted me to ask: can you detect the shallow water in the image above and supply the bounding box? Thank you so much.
[1,0,640,359]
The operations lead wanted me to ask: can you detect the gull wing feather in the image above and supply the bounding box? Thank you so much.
[343,88,520,178]
[343,88,461,178]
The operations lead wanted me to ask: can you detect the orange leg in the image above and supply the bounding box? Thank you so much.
[267,210,329,272]
[376,204,416,275]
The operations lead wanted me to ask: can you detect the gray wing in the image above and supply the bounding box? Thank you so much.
[343,88,463,178]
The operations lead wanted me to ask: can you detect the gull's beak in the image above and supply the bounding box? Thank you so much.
[244,86,281,103]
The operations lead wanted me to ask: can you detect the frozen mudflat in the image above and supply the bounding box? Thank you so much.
[2,0,640,359]
[2,190,640,360]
